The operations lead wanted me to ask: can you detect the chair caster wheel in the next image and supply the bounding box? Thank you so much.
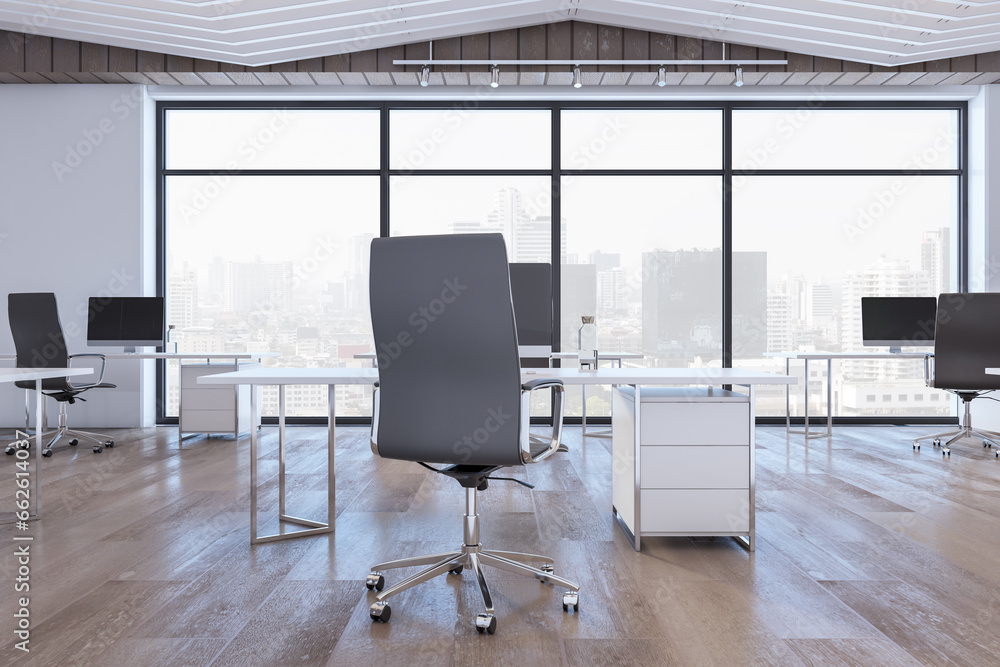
[449,565,464,575]
[540,563,554,574]
[933,439,941,447]
[942,448,950,456]
[913,443,919,450]
[983,440,991,448]
[4,446,14,455]
[69,439,78,446]
[106,440,114,448]
[365,572,385,591]
[475,613,497,634]
[42,449,53,458]
[562,591,580,613]
[93,446,103,454]
[369,601,390,622]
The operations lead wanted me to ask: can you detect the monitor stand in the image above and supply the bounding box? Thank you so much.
[888,346,902,354]
[123,346,137,354]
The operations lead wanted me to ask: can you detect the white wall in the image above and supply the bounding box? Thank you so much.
[0,84,153,428]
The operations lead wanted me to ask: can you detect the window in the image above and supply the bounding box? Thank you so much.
[163,106,381,418]
[731,107,961,419]
[160,102,964,423]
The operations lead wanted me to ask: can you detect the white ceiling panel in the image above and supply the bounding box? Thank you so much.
[1,0,1000,67]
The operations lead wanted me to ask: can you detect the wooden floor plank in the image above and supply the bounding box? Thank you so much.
[1,424,999,665]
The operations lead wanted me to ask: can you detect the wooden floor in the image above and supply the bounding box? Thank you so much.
[2,423,1000,666]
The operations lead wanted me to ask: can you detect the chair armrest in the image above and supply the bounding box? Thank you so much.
[923,353,934,388]
[370,385,380,455]
[519,379,565,464]
[67,353,107,388]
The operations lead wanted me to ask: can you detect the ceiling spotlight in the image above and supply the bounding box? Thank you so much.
[490,65,500,88]
[734,65,744,87]
[572,66,582,88]
[420,65,430,87]
[657,66,667,87]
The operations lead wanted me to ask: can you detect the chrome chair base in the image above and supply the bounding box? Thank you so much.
[913,399,1000,456]
[366,486,580,633]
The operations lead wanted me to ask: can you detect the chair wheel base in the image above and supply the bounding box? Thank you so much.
[562,591,580,613]
[475,613,497,634]
[370,601,391,622]
[365,572,385,591]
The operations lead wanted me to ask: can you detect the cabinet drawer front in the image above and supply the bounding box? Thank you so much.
[182,387,235,410]
[640,403,749,445]
[640,446,749,489]
[639,489,750,533]
[181,410,236,433]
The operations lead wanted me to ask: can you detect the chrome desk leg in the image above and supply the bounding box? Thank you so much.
[788,358,831,439]
[785,358,791,433]
[251,383,334,545]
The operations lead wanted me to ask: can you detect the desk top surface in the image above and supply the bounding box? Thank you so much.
[1,352,276,361]
[765,351,928,360]
[0,367,92,383]
[354,350,644,360]
[199,366,795,386]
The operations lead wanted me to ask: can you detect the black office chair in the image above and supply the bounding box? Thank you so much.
[364,234,579,634]
[6,293,116,456]
[914,292,1000,457]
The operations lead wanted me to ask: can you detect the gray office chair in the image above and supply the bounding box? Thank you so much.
[6,293,116,456]
[914,292,1000,456]
[365,234,579,634]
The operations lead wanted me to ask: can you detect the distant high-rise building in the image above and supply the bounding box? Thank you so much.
[807,284,834,326]
[766,291,793,353]
[589,251,621,272]
[597,267,627,313]
[561,263,597,350]
[921,228,950,295]
[842,257,931,381]
[223,257,293,316]
[169,266,198,329]
[641,249,766,361]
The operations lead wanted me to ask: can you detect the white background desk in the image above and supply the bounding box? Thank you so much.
[199,366,794,549]
[1,367,92,523]
[766,351,928,438]
[2,351,277,439]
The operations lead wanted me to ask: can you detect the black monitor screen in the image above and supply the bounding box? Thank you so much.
[87,297,165,347]
[509,263,552,346]
[861,297,937,348]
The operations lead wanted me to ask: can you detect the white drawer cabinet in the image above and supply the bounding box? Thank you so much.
[180,361,258,438]
[612,386,755,551]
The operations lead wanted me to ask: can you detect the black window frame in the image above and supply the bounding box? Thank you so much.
[156,99,967,427]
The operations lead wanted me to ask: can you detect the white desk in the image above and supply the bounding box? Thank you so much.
[2,351,277,440]
[199,366,793,549]
[1,367,92,524]
[766,351,928,439]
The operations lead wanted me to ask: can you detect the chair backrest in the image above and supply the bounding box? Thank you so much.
[369,234,523,466]
[933,292,1000,391]
[510,262,552,369]
[8,292,71,391]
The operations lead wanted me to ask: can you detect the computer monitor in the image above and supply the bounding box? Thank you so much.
[509,263,552,363]
[87,296,165,353]
[861,296,937,353]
